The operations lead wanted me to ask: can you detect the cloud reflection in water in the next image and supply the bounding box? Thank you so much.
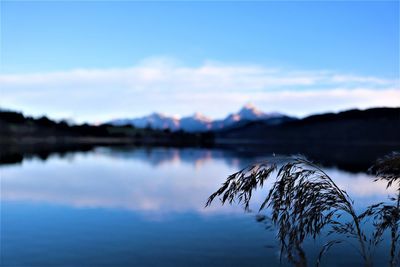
[0,147,393,217]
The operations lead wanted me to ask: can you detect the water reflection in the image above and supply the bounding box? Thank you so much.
[1,147,395,267]
[1,147,392,215]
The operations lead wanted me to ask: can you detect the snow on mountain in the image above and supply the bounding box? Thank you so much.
[237,103,284,120]
[212,103,284,130]
[180,112,213,132]
[237,103,266,120]
[110,112,180,131]
[108,104,286,132]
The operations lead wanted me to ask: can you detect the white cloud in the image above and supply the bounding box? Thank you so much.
[0,58,399,122]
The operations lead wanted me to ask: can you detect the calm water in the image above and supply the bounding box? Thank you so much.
[0,147,394,267]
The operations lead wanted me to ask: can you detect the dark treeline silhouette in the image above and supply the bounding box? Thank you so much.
[0,110,214,142]
[216,107,400,145]
[0,110,214,164]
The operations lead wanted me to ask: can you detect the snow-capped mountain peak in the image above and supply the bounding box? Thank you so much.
[180,113,213,132]
[237,103,266,120]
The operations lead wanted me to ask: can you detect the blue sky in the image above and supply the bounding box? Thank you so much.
[1,1,399,122]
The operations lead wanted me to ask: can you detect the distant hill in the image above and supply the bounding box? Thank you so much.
[108,103,290,132]
[215,107,400,146]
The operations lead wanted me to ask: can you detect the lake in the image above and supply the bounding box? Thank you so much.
[0,146,395,267]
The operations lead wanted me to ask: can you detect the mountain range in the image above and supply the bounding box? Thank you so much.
[108,103,292,132]
[2,107,399,171]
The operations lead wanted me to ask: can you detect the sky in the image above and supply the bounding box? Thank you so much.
[0,1,399,123]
